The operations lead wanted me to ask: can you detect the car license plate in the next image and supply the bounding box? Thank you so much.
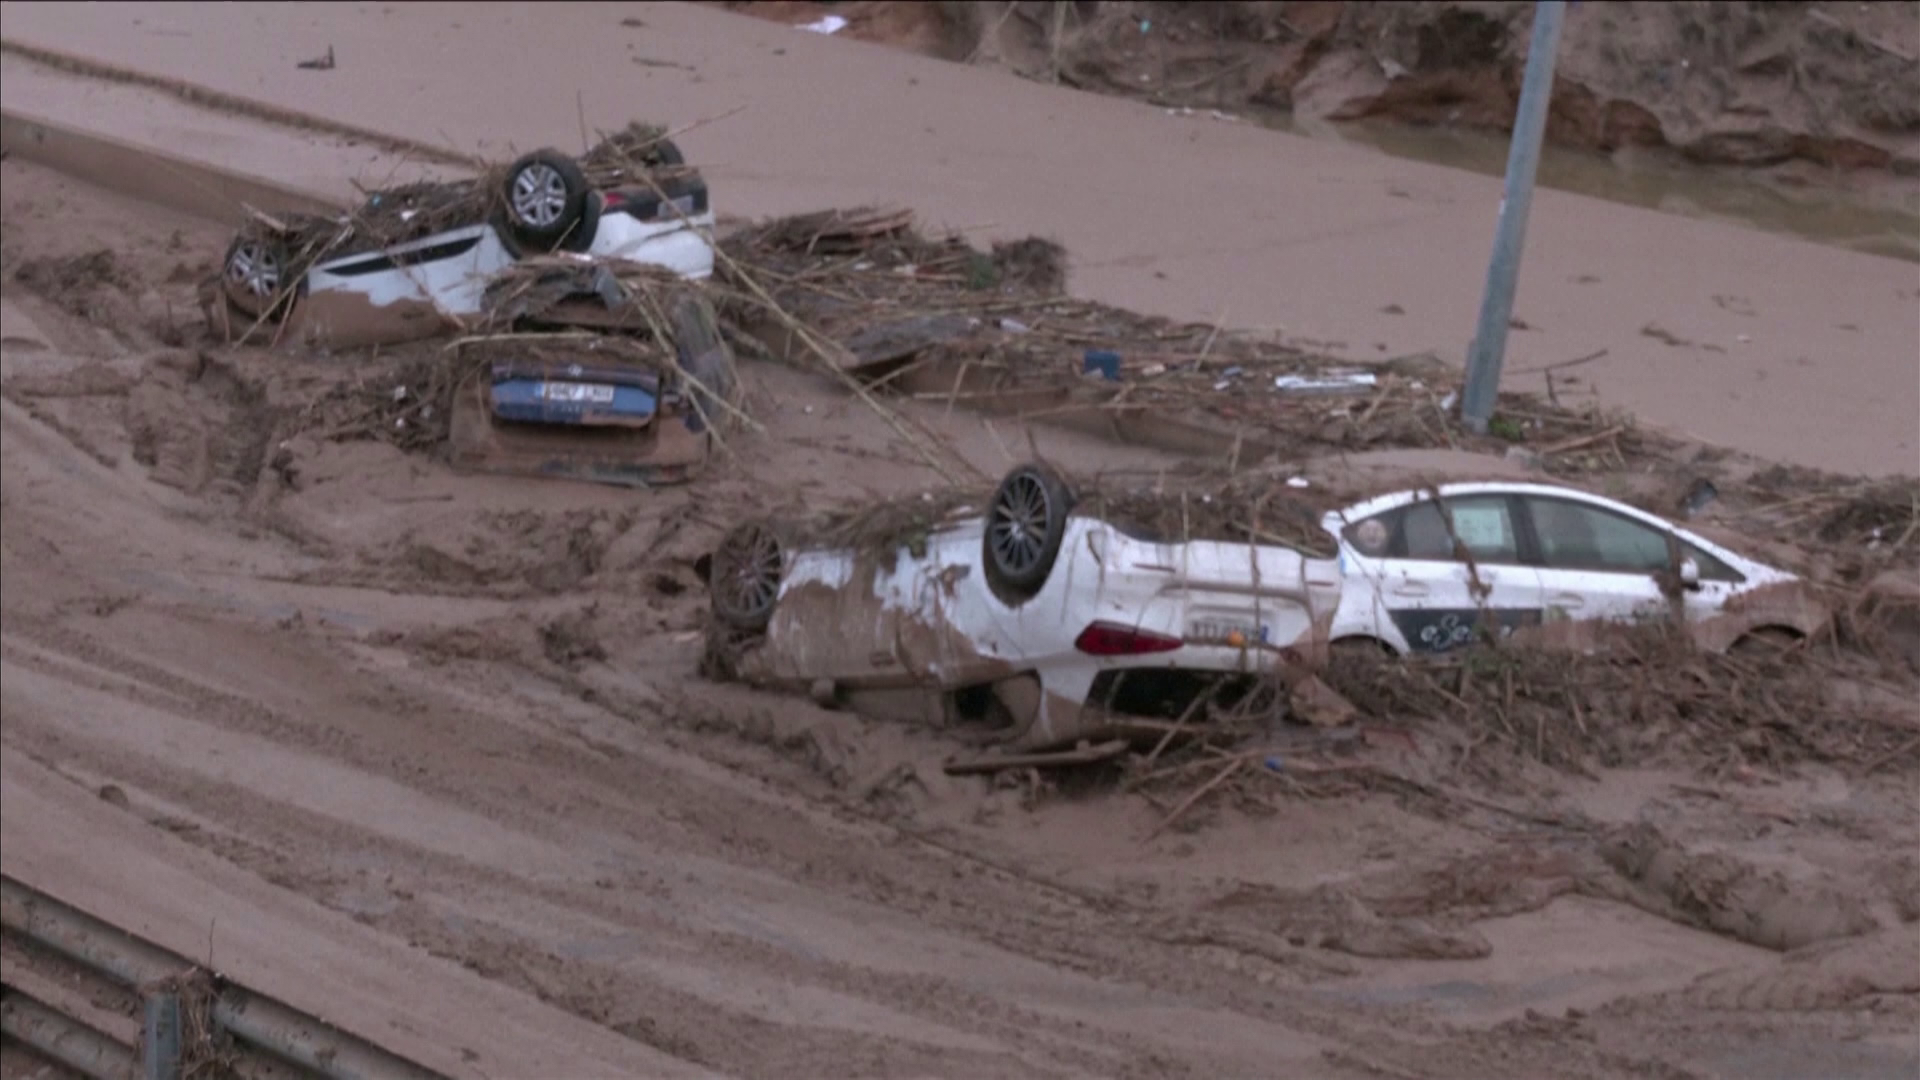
[1188,620,1269,646]
[540,381,616,404]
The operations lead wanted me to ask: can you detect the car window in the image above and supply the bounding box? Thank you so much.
[1527,497,1673,573]
[1402,496,1521,564]
[1682,541,1745,583]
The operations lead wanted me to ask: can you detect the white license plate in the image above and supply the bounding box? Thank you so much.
[1188,620,1269,645]
[540,381,616,404]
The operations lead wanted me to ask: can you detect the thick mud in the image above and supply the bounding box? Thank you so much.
[2,157,1916,1079]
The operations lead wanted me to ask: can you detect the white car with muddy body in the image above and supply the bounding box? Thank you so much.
[1323,480,1828,658]
[209,125,715,348]
[705,463,1830,752]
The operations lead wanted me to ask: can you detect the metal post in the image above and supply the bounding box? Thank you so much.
[1459,0,1567,434]
[141,994,182,1080]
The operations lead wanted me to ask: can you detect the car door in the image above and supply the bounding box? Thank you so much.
[1517,494,1679,628]
[1341,493,1544,654]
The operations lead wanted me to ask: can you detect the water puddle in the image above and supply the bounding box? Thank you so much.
[1274,114,1919,263]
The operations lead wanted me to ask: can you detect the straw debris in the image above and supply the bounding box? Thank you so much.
[716,208,1680,473]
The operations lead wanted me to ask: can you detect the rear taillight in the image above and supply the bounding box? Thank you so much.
[599,191,628,211]
[1074,622,1183,656]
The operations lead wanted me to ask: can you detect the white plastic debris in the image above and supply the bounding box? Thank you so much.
[391,386,409,402]
[1440,390,1459,412]
[999,318,1031,334]
[1140,363,1167,377]
[1286,477,1311,489]
[1274,371,1378,395]
[798,14,848,34]
[1163,106,1243,123]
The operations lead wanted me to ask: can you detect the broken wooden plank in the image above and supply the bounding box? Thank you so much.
[943,739,1130,776]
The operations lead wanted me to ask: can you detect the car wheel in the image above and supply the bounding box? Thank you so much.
[222,231,293,319]
[1731,626,1802,658]
[668,293,736,434]
[501,150,591,252]
[711,520,787,632]
[1330,637,1395,659]
[983,463,1074,603]
[651,137,687,167]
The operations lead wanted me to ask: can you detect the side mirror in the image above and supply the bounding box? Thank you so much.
[1678,557,1702,591]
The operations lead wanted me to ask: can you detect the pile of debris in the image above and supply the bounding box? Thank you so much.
[481,254,697,334]
[1321,622,1915,778]
[1105,618,1919,836]
[735,461,1347,560]
[577,121,699,187]
[1738,466,1920,569]
[716,208,1684,474]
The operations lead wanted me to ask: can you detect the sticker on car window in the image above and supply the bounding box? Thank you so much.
[1450,505,1510,552]
[1353,518,1390,555]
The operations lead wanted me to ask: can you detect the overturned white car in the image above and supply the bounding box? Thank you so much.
[705,463,1829,751]
[210,125,715,347]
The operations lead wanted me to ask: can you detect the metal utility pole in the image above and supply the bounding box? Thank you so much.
[1460,0,1567,434]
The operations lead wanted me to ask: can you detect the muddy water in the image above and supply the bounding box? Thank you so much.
[1279,115,1920,264]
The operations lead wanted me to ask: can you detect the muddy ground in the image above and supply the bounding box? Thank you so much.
[3,145,1918,1078]
[717,1,1920,195]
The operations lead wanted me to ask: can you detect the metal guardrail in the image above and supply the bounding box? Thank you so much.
[0,875,449,1080]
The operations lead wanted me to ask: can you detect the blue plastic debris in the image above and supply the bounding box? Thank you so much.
[1083,349,1122,381]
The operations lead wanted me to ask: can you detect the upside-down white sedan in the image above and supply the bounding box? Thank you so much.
[706,463,1827,751]
[216,143,714,344]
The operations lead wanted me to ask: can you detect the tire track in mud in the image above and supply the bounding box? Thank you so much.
[0,608,1382,1078]
[14,591,1884,1080]
[13,601,1909,1080]
[0,738,1082,1079]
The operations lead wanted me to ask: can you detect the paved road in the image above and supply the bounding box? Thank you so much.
[1,0,1914,474]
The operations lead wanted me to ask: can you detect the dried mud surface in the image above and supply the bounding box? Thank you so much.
[3,160,1918,1079]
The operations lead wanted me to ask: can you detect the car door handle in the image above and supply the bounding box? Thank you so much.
[1549,592,1586,609]
[1391,582,1431,598]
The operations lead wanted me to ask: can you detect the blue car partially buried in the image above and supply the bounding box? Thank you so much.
[447,268,736,488]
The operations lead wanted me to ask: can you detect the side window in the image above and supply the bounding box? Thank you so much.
[1683,542,1745,584]
[1402,496,1521,564]
[1527,498,1672,573]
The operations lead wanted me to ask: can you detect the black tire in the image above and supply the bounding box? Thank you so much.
[1730,626,1802,658]
[1329,637,1396,659]
[650,137,687,167]
[711,520,786,632]
[221,230,295,320]
[668,293,736,434]
[500,150,591,251]
[982,463,1074,602]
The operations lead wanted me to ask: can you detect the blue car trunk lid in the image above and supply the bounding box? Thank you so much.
[487,359,666,429]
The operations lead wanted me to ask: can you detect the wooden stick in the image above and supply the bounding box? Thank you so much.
[943,740,1129,776]
[1510,348,1608,376]
[1540,424,1627,455]
[1148,754,1248,839]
